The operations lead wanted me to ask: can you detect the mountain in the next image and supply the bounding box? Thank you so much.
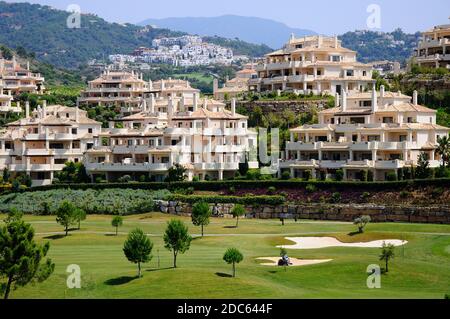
[339,29,420,64]
[139,15,316,49]
[0,1,187,68]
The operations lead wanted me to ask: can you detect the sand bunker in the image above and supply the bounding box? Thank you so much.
[278,237,408,250]
[256,257,332,267]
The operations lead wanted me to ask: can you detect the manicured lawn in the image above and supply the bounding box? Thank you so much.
[1,213,449,299]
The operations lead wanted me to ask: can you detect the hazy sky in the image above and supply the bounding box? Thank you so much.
[6,0,450,34]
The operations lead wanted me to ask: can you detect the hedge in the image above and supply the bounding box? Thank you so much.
[166,194,286,206]
[18,178,450,194]
[0,188,171,215]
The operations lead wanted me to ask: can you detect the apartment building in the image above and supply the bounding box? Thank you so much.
[249,35,374,95]
[77,70,150,113]
[280,85,450,181]
[213,65,257,100]
[414,23,450,69]
[0,102,101,186]
[0,57,45,96]
[0,84,21,115]
[84,95,258,182]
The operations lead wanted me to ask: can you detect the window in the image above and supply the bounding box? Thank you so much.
[149,139,155,147]
[72,128,78,134]
[346,70,354,77]
[407,117,413,123]
[127,140,133,146]
[87,143,93,150]
[382,117,394,124]
[359,100,372,107]
[55,159,67,164]
[363,71,367,76]
[368,135,380,142]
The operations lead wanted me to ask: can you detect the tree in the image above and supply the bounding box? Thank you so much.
[231,204,245,228]
[165,164,187,182]
[112,215,123,235]
[2,168,10,183]
[353,215,371,233]
[55,162,90,184]
[163,219,192,268]
[437,135,450,168]
[191,201,211,237]
[416,152,431,179]
[0,218,54,299]
[74,208,86,230]
[379,242,395,273]
[223,248,244,278]
[123,228,153,278]
[55,201,77,236]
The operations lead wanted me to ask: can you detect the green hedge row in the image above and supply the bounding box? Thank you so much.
[166,194,286,206]
[23,178,450,193]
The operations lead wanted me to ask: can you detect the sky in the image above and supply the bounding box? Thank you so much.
[5,0,450,34]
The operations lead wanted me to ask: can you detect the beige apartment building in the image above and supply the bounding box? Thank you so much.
[0,102,101,186]
[84,95,258,182]
[214,64,257,100]
[414,23,450,69]
[249,35,374,95]
[280,85,450,181]
[0,84,21,115]
[0,57,45,96]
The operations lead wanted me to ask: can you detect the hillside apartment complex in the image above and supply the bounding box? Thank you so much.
[0,57,45,97]
[1,71,258,185]
[414,23,450,69]
[0,56,45,115]
[0,103,101,186]
[213,63,257,100]
[249,35,374,95]
[280,85,450,181]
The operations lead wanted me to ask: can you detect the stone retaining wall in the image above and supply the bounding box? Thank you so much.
[157,201,450,224]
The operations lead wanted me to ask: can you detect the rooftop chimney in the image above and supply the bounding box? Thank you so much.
[168,96,174,115]
[148,80,153,90]
[341,90,347,112]
[109,121,114,129]
[379,85,385,109]
[149,93,155,113]
[334,35,338,48]
[142,99,147,112]
[193,93,198,111]
[413,90,418,105]
[25,101,30,118]
[161,80,165,90]
[213,78,219,93]
[75,107,80,122]
[27,61,30,71]
[371,83,378,112]
[180,96,185,112]
[231,98,236,116]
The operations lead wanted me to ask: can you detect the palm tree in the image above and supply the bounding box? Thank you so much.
[437,135,450,167]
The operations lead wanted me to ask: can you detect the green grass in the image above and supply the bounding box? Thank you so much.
[1,213,449,299]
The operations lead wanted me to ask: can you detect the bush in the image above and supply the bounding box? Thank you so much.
[167,194,286,206]
[399,190,410,199]
[246,169,261,180]
[305,184,317,193]
[359,170,368,182]
[117,175,132,183]
[303,170,311,181]
[267,186,276,195]
[331,192,342,203]
[0,188,170,215]
[360,192,371,201]
[281,171,291,180]
[367,170,374,182]
[335,169,344,181]
[386,172,397,181]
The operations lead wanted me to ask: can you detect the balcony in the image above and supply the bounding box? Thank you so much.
[85,162,170,172]
[279,159,317,168]
[286,142,317,151]
[24,149,53,156]
[29,164,52,171]
[375,160,404,169]
[194,162,239,170]
[214,145,245,153]
[319,160,347,169]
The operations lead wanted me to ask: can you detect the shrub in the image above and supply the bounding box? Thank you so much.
[386,172,398,181]
[267,186,276,195]
[246,169,261,180]
[335,169,344,181]
[228,186,236,194]
[167,194,286,206]
[0,188,170,215]
[117,175,132,183]
[359,170,368,182]
[331,192,341,203]
[354,215,371,233]
[305,184,317,193]
[303,170,311,181]
[367,170,374,182]
[360,192,371,201]
[281,171,291,180]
